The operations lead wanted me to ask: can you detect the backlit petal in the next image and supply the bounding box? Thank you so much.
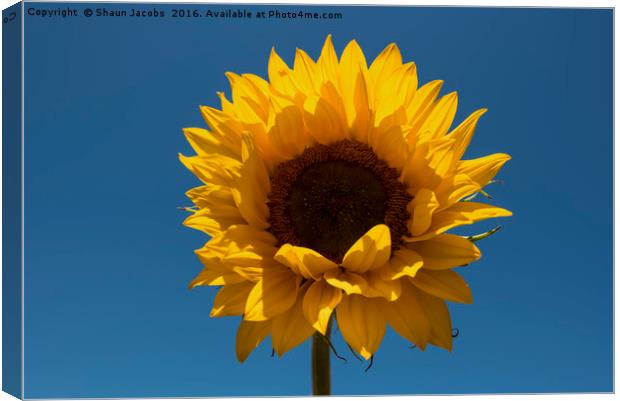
[380,247,424,280]
[408,188,440,236]
[407,202,512,242]
[274,244,338,279]
[323,269,368,295]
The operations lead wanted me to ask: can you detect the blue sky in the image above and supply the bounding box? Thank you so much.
[22,4,612,397]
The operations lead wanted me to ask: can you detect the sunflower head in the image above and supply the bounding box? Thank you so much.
[180,35,511,362]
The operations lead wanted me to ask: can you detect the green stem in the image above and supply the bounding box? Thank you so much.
[312,325,331,396]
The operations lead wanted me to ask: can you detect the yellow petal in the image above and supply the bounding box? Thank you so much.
[342,224,391,274]
[226,72,269,124]
[244,267,300,321]
[370,124,408,170]
[302,279,342,335]
[230,134,270,229]
[350,70,372,142]
[183,127,240,160]
[411,269,473,303]
[179,153,240,186]
[210,281,255,317]
[380,247,424,280]
[339,40,371,135]
[183,185,245,236]
[319,80,348,133]
[417,290,453,351]
[385,281,431,349]
[183,207,245,237]
[400,137,455,192]
[368,43,403,90]
[267,100,309,159]
[268,47,297,98]
[434,174,481,211]
[408,202,512,242]
[271,290,315,357]
[407,234,481,269]
[317,34,339,86]
[243,73,270,97]
[198,224,277,257]
[457,153,511,187]
[198,106,244,153]
[223,251,267,268]
[303,93,347,144]
[323,269,368,295]
[336,294,386,360]
[408,188,440,236]
[364,271,402,301]
[185,184,233,208]
[293,48,319,94]
[274,244,338,279]
[417,92,458,141]
[448,108,487,161]
[189,257,247,287]
[374,62,418,125]
[406,80,443,144]
[339,40,368,87]
[236,320,271,363]
[217,91,235,115]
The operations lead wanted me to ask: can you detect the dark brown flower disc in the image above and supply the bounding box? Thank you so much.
[267,139,412,263]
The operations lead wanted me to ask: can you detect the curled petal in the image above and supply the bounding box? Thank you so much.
[407,203,512,242]
[380,247,424,280]
[408,188,440,237]
[342,224,391,274]
[274,244,338,279]
[324,269,368,295]
[364,271,402,301]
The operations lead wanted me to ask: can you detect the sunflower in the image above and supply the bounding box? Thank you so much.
[180,35,511,363]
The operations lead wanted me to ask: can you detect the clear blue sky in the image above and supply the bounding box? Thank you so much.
[22,3,612,397]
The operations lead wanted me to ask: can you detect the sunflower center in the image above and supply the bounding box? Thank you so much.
[268,139,412,263]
